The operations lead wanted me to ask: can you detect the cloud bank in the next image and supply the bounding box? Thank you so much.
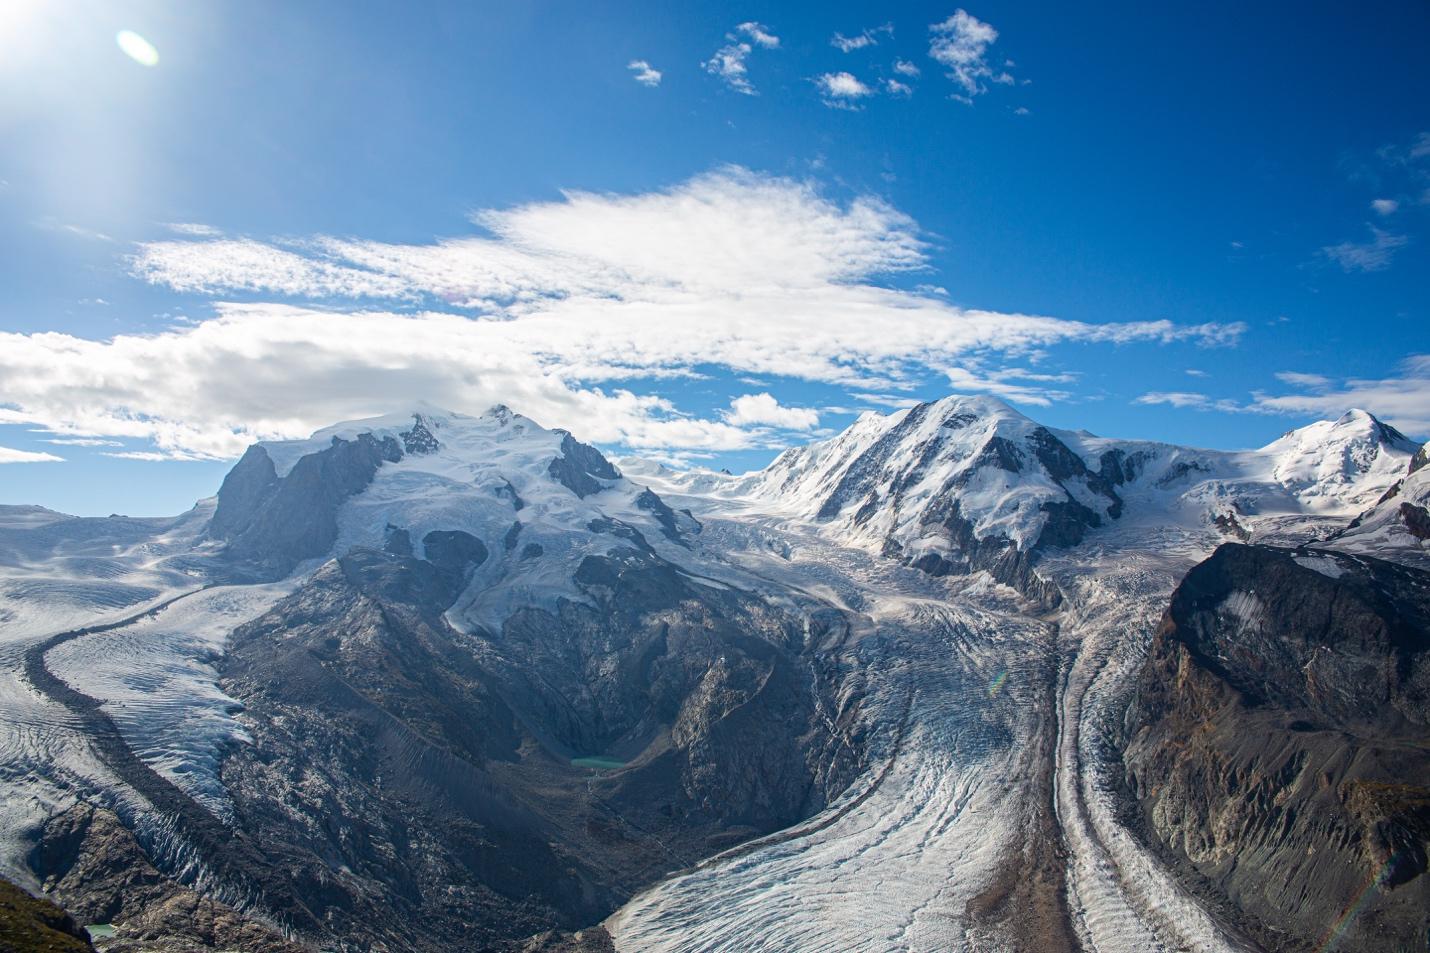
[5,169,1244,459]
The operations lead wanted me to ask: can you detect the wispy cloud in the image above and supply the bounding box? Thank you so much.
[627,59,662,87]
[1321,225,1409,272]
[853,392,924,409]
[944,365,1077,405]
[1136,357,1430,436]
[1251,356,1430,435]
[736,21,780,49]
[885,78,913,97]
[1274,371,1332,389]
[893,59,921,77]
[928,9,1011,102]
[166,222,223,237]
[704,23,780,95]
[0,446,64,464]
[7,169,1245,459]
[1370,198,1399,216]
[36,219,115,242]
[41,436,124,447]
[815,71,875,108]
[1134,391,1244,413]
[726,392,819,429]
[832,23,893,53]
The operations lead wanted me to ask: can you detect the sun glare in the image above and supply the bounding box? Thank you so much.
[116,30,159,67]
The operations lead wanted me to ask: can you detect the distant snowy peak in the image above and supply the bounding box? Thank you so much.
[1259,408,1418,511]
[640,395,1420,597]
[739,395,1123,596]
[210,404,693,584]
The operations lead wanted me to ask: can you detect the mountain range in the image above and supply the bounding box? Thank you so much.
[0,395,1426,952]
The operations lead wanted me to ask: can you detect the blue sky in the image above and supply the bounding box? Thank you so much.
[1,0,1427,516]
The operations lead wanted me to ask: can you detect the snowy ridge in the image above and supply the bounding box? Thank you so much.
[1257,409,1419,512]
[250,403,700,628]
[1327,440,1430,566]
[634,396,1417,577]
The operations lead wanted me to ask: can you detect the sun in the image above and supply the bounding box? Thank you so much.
[116,29,159,67]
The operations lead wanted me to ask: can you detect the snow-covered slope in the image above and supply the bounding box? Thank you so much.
[1256,408,1419,512]
[213,403,698,627]
[1328,441,1430,566]
[635,396,1416,592]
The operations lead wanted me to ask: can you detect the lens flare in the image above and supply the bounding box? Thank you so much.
[988,670,1008,697]
[116,30,159,67]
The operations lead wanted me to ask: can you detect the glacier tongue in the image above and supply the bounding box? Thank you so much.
[608,516,1062,952]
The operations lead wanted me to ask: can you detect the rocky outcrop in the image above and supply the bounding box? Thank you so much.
[29,803,299,953]
[0,876,93,953]
[547,432,620,498]
[1121,543,1430,952]
[208,541,861,951]
[211,434,402,578]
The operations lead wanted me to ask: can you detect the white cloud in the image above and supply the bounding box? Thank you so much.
[726,393,820,429]
[1274,371,1331,389]
[853,392,923,409]
[943,365,1077,406]
[885,78,913,97]
[1184,368,1208,378]
[704,42,755,94]
[37,220,115,243]
[832,32,875,53]
[1321,225,1409,272]
[832,23,892,53]
[1012,106,1030,116]
[737,22,780,49]
[1250,355,1430,435]
[166,222,223,237]
[6,169,1245,460]
[816,72,874,107]
[1134,391,1244,412]
[704,23,780,94]
[1370,198,1399,216]
[893,59,921,77]
[0,446,64,464]
[928,9,1007,101]
[42,436,123,446]
[627,60,662,87]
[1135,358,1430,436]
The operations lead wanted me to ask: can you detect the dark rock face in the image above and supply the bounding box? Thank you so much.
[0,876,93,953]
[421,529,488,587]
[29,803,299,953]
[209,544,860,951]
[892,496,1061,607]
[211,435,402,578]
[1411,444,1429,476]
[400,415,440,455]
[1121,544,1430,952]
[1402,502,1430,541]
[633,488,695,544]
[547,433,620,498]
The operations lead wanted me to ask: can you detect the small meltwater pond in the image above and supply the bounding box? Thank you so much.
[571,756,626,770]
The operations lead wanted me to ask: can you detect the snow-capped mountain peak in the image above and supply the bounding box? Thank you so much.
[209,405,696,624]
[1258,407,1418,511]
